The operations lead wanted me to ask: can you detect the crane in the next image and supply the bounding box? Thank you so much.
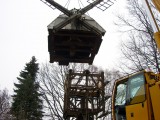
[111,1,160,120]
[141,0,160,51]
[152,0,160,12]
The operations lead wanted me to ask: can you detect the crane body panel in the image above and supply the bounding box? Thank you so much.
[112,71,160,120]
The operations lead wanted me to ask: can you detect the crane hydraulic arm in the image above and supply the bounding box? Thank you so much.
[143,0,160,51]
[152,0,160,51]
[152,0,160,12]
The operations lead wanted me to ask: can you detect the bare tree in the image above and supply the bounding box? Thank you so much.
[38,63,99,119]
[99,69,122,120]
[0,89,11,120]
[115,0,160,73]
[38,63,121,120]
[38,63,66,120]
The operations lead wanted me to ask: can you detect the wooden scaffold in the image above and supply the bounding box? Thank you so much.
[63,69,106,120]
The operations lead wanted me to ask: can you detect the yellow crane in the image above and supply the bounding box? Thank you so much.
[111,1,160,120]
[142,0,160,51]
[152,0,160,50]
[153,0,160,12]
[112,70,160,120]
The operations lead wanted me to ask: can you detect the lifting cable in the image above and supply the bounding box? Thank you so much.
[78,0,90,16]
[78,0,82,9]
[59,0,70,15]
[59,0,90,16]
[64,0,71,9]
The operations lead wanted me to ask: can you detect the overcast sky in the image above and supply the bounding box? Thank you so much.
[0,0,127,93]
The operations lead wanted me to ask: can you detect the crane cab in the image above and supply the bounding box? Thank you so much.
[112,71,160,120]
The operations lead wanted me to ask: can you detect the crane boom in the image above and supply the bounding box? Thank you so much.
[152,0,160,12]
[141,0,160,51]
[152,0,160,51]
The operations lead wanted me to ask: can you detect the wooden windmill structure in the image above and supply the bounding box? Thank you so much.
[64,69,109,120]
[41,0,107,65]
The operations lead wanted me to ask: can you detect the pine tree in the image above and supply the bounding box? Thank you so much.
[11,56,43,120]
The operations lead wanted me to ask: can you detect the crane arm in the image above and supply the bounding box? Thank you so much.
[152,0,160,12]
[154,32,160,51]
[142,0,160,51]
[152,0,160,50]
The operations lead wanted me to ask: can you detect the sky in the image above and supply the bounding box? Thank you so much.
[0,0,127,93]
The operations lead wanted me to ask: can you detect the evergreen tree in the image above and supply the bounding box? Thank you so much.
[11,56,43,120]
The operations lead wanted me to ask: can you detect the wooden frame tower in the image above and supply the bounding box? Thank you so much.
[64,69,105,120]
